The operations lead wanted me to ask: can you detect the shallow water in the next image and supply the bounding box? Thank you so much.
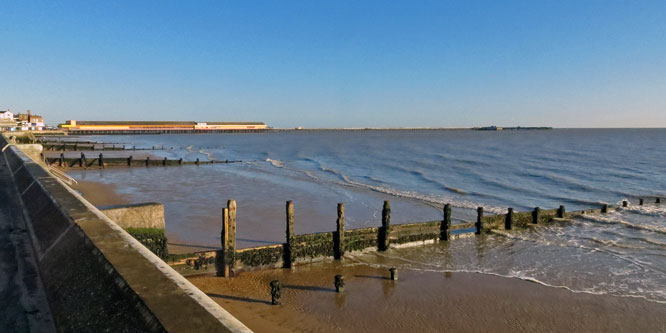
[66,129,666,302]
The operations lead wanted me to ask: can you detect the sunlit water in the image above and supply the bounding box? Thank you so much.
[66,129,666,303]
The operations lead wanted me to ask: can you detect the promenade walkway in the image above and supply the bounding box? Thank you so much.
[0,154,55,331]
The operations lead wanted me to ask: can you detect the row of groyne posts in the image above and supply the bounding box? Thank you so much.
[44,152,239,168]
[184,196,664,305]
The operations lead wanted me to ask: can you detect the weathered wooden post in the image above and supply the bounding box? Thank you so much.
[270,280,281,305]
[639,198,644,206]
[128,155,133,166]
[379,201,391,251]
[98,153,104,167]
[505,208,514,230]
[601,204,609,213]
[334,203,345,260]
[622,201,628,208]
[557,205,566,218]
[284,200,295,268]
[532,207,540,224]
[226,201,237,274]
[475,207,484,235]
[389,267,398,281]
[334,275,344,293]
[440,204,452,241]
[216,207,234,277]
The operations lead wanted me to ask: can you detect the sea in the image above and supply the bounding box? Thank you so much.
[65,129,666,303]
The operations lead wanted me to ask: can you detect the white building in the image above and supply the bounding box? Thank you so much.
[0,110,14,121]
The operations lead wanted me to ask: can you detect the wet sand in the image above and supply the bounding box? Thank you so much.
[70,180,129,207]
[65,179,666,331]
[189,261,666,332]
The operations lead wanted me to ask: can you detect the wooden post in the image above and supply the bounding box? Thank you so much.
[196,158,200,165]
[379,201,391,251]
[59,153,64,167]
[389,267,398,281]
[216,207,232,277]
[334,275,344,293]
[146,156,150,166]
[601,204,609,213]
[98,153,103,167]
[79,152,85,167]
[284,201,295,268]
[532,207,540,224]
[128,155,133,166]
[557,205,565,218]
[658,198,662,204]
[163,157,167,166]
[334,203,345,260]
[505,208,513,230]
[179,158,183,165]
[639,198,644,206]
[475,207,484,234]
[270,280,281,305]
[622,201,628,208]
[440,204,452,241]
[224,200,237,275]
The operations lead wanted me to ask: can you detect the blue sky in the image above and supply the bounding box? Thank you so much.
[1,1,665,128]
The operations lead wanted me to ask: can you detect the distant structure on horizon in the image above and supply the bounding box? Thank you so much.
[58,120,267,133]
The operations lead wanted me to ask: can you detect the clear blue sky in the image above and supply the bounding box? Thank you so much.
[1,1,665,128]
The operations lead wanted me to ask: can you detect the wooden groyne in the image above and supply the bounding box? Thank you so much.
[169,197,663,276]
[41,143,166,151]
[44,153,240,169]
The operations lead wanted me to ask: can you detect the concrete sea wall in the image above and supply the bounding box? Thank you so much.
[1,136,251,332]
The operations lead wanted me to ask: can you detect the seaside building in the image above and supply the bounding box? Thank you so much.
[0,110,18,131]
[59,120,267,132]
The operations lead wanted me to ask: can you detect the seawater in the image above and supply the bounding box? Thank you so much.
[66,129,666,303]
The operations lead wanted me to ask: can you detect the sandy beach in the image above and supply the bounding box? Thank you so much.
[189,261,666,332]
[69,178,666,332]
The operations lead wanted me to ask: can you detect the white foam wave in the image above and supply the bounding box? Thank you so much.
[345,251,666,304]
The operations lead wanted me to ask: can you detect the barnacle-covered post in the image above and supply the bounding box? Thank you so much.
[440,204,452,241]
[334,203,345,260]
[475,207,484,235]
[284,201,295,268]
[379,201,391,251]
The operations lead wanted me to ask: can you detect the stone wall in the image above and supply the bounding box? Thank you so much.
[99,202,166,229]
[1,136,250,332]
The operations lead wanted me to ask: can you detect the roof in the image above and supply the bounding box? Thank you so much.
[205,122,265,125]
[74,121,198,125]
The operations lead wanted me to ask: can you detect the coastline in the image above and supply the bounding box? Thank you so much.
[65,177,666,331]
[189,262,666,332]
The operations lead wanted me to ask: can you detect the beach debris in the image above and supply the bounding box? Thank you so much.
[640,198,644,206]
[601,204,609,213]
[270,280,281,305]
[334,275,344,293]
[623,200,628,207]
[389,268,398,281]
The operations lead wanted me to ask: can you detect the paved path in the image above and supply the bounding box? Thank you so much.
[0,154,55,332]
